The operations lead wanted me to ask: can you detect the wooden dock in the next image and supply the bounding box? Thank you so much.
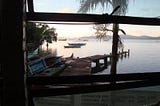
[60,58,91,76]
[60,49,130,76]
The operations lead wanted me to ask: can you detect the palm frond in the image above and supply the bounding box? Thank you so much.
[78,0,129,15]
[112,0,129,15]
[78,0,111,13]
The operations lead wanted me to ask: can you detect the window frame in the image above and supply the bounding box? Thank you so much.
[26,0,160,97]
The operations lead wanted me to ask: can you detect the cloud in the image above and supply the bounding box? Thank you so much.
[57,8,73,13]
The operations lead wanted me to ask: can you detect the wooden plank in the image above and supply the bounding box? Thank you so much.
[30,79,160,97]
[27,72,160,85]
[60,58,91,76]
[26,12,160,26]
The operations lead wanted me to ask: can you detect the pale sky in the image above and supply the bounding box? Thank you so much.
[33,0,160,38]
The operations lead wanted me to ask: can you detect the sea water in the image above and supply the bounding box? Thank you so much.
[42,39,160,74]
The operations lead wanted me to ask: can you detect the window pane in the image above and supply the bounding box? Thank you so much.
[33,0,160,18]
[26,22,160,76]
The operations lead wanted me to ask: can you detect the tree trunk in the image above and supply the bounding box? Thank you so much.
[110,24,119,75]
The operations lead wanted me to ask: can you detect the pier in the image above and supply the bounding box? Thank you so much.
[60,49,130,76]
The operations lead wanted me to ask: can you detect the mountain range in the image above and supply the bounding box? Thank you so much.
[79,35,160,40]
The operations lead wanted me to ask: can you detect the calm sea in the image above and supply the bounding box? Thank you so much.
[42,39,160,74]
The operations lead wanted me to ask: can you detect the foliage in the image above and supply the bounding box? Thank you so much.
[93,24,111,41]
[26,22,58,51]
[78,0,128,15]
[93,24,126,49]
[26,22,57,44]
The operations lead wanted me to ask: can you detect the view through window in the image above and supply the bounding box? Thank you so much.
[26,0,160,106]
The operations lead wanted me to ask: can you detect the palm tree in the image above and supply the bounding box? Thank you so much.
[78,0,129,74]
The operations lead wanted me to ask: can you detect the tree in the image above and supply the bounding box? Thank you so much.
[93,24,110,41]
[26,22,58,51]
[43,27,58,43]
[78,0,129,74]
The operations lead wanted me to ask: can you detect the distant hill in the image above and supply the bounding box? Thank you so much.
[79,35,160,40]
[119,35,160,40]
[80,36,97,39]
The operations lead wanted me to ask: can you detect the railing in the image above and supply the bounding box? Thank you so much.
[27,72,160,97]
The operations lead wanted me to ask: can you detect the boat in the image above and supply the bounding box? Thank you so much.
[58,38,67,41]
[27,56,65,76]
[64,45,81,48]
[27,48,39,59]
[68,43,86,46]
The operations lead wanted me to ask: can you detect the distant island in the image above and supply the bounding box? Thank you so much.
[78,35,160,40]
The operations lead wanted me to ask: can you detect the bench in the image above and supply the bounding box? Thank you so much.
[27,57,65,77]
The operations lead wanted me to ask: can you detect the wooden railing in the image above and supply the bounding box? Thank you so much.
[27,72,160,97]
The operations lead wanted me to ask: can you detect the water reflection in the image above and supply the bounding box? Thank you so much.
[44,48,57,56]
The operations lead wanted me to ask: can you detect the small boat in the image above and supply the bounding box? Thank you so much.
[68,43,86,46]
[64,45,81,48]
[58,38,67,41]
[27,48,39,59]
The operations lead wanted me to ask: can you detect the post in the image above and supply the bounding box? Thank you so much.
[122,48,124,53]
[128,49,130,56]
[104,56,108,68]
[1,0,26,105]
[95,59,100,70]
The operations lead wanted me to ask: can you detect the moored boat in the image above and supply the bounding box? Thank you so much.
[68,43,86,46]
[58,38,67,41]
[64,45,81,48]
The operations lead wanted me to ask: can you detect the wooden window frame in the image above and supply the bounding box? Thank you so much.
[26,0,160,97]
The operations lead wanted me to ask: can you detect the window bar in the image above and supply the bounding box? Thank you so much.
[26,12,160,26]
[27,0,34,12]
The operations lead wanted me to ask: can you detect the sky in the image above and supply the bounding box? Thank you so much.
[32,0,160,38]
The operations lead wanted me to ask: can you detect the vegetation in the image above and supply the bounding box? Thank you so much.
[93,24,110,41]
[78,0,129,74]
[93,24,126,45]
[26,22,57,51]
